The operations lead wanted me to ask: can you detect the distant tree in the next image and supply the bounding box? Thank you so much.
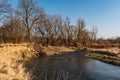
[76,19,86,45]
[64,18,71,46]
[0,0,11,43]
[1,12,26,43]
[48,15,62,46]
[91,26,97,44]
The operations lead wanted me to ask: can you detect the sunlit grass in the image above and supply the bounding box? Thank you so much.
[0,44,37,80]
[87,52,120,65]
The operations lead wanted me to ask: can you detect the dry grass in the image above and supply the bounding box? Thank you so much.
[0,44,36,80]
[43,46,76,56]
[89,47,120,54]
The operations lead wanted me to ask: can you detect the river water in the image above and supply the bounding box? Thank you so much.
[25,50,120,80]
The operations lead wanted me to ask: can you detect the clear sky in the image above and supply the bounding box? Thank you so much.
[9,0,120,38]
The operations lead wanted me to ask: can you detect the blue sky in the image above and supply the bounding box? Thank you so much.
[9,0,120,38]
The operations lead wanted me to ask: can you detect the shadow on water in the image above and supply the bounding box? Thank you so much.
[24,50,120,80]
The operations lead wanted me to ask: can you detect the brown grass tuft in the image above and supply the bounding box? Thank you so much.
[0,44,36,80]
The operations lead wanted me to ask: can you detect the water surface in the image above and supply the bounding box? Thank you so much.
[25,50,120,80]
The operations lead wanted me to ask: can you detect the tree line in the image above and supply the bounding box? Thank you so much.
[0,0,98,47]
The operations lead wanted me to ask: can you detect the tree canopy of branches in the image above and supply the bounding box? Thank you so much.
[18,0,39,42]
[0,0,100,47]
[0,0,10,15]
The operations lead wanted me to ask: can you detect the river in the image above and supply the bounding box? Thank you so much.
[25,50,120,80]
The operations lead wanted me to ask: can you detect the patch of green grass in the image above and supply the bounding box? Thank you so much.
[87,52,120,66]
[87,52,104,59]
[69,47,77,51]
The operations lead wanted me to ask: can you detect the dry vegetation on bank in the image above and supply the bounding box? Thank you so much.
[88,47,120,54]
[87,47,120,66]
[0,44,36,80]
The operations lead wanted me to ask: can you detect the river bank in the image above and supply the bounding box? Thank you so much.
[86,47,120,66]
[0,44,77,80]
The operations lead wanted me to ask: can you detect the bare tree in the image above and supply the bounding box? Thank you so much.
[1,11,26,43]
[51,16,62,45]
[18,0,38,42]
[91,26,97,44]
[76,19,86,45]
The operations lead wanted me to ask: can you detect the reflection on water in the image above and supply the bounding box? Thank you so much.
[25,51,120,80]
